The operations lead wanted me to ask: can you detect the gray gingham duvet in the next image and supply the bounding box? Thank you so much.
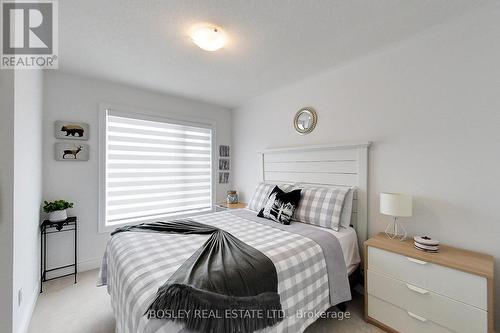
[98,209,350,333]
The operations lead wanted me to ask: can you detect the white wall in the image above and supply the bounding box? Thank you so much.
[12,70,44,333]
[0,70,15,333]
[42,71,232,273]
[232,3,500,328]
[0,70,44,333]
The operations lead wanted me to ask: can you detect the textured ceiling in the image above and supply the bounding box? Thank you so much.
[59,0,491,107]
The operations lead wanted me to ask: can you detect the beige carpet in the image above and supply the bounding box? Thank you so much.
[28,269,383,333]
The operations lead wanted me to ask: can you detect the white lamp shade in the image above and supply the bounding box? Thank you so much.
[380,193,412,217]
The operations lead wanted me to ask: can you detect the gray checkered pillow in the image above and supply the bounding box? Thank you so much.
[247,182,293,212]
[292,186,349,231]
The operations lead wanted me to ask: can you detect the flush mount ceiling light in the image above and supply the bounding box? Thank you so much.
[190,25,227,51]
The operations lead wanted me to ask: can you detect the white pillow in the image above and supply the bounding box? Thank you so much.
[339,188,355,228]
[247,182,293,212]
[291,185,349,231]
[292,183,354,230]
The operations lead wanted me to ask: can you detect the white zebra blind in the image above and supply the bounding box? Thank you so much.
[104,110,213,226]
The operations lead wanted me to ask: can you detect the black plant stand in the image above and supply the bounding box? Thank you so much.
[40,216,77,293]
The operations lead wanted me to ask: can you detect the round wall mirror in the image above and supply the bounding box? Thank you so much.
[293,107,317,134]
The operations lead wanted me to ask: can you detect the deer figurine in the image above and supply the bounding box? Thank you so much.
[63,145,83,159]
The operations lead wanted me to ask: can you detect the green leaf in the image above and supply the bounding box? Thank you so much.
[42,199,74,213]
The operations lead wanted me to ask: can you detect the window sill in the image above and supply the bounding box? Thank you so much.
[97,207,215,234]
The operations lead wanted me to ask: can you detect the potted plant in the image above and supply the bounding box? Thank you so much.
[43,200,74,222]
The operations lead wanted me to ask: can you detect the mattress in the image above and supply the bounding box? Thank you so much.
[302,222,361,275]
[243,208,361,274]
[98,209,351,333]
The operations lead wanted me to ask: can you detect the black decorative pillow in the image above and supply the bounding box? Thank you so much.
[258,186,302,225]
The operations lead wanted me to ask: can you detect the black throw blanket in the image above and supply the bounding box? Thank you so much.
[112,220,283,333]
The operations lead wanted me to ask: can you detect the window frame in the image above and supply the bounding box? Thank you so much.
[98,103,216,233]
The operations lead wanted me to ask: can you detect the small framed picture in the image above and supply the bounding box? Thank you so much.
[219,145,230,157]
[218,172,229,184]
[55,143,89,161]
[55,121,89,140]
[219,159,230,170]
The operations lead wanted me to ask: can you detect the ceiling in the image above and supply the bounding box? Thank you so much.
[59,0,491,108]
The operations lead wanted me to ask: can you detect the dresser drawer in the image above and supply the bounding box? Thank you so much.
[368,246,487,309]
[368,295,454,333]
[368,270,487,333]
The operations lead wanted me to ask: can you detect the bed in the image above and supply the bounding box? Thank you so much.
[98,142,371,333]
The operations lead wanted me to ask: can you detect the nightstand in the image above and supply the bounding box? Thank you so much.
[364,233,494,333]
[40,216,78,293]
[215,202,247,211]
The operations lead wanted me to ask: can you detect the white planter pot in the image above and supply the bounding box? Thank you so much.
[49,209,67,222]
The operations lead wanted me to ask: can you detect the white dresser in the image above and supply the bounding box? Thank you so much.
[364,233,494,333]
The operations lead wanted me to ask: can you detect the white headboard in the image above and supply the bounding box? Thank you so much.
[259,142,371,249]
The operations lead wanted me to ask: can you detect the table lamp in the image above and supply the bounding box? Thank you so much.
[380,192,412,241]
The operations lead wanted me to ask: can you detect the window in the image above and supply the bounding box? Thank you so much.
[99,108,213,231]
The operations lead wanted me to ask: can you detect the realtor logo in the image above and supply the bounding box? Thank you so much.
[1,0,58,69]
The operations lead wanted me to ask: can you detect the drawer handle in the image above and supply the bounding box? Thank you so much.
[407,257,427,265]
[406,283,429,294]
[407,311,427,322]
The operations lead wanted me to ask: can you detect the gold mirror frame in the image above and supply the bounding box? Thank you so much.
[293,107,317,134]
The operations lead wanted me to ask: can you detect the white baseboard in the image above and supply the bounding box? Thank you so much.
[17,283,39,333]
[78,257,102,272]
[44,257,102,281]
